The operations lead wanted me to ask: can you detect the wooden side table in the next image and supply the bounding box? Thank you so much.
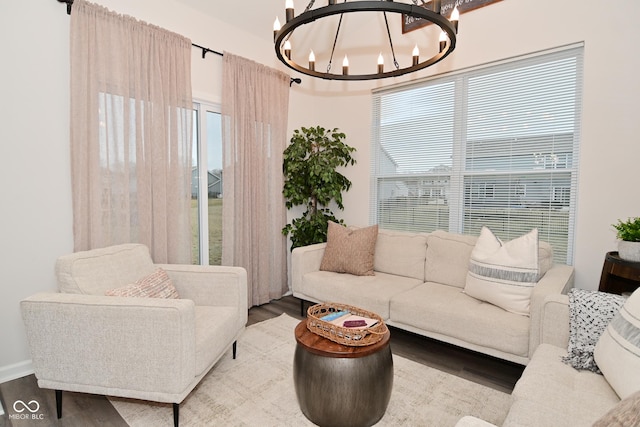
[293,319,393,427]
[598,251,640,295]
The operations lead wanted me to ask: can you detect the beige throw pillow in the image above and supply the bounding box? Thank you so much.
[464,227,540,316]
[320,222,378,276]
[594,288,640,400]
[105,267,180,299]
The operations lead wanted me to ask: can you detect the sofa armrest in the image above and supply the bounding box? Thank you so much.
[157,264,248,310]
[291,243,327,294]
[540,293,570,348]
[21,293,196,396]
[528,264,574,358]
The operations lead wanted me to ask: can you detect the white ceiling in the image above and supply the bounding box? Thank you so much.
[172,0,286,40]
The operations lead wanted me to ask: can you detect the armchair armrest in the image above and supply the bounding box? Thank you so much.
[528,264,574,358]
[291,243,327,294]
[156,264,248,311]
[21,293,196,400]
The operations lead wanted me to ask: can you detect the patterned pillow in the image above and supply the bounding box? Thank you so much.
[592,390,640,427]
[105,268,180,299]
[562,289,626,373]
[320,222,378,276]
[464,227,540,316]
[594,288,640,399]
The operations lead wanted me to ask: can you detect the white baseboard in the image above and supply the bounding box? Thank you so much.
[0,360,33,385]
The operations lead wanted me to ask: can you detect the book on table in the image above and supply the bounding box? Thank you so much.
[320,311,379,329]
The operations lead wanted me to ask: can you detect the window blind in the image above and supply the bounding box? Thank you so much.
[371,46,583,264]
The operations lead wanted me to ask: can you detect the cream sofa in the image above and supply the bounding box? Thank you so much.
[456,293,623,427]
[21,244,248,427]
[292,229,575,365]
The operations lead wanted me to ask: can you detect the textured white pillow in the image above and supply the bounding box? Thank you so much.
[464,227,540,316]
[594,288,640,399]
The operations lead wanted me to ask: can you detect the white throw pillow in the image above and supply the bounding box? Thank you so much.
[464,227,540,316]
[594,288,640,399]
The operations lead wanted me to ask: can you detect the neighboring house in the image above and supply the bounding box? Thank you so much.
[191,168,223,198]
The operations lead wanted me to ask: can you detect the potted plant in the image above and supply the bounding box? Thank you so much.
[282,126,356,250]
[612,217,640,262]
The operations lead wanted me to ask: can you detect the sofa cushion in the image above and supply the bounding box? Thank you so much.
[298,271,423,319]
[592,390,640,427]
[105,268,180,299]
[424,231,478,288]
[374,229,428,281]
[320,222,378,276]
[595,288,640,399]
[56,244,157,295]
[464,227,541,316]
[194,306,240,376]
[390,282,530,357]
[506,343,619,427]
[562,289,625,373]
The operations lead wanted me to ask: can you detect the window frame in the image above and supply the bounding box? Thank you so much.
[370,45,583,264]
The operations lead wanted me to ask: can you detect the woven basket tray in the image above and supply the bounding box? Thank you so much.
[306,303,389,347]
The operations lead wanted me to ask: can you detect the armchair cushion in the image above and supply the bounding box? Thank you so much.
[105,268,180,299]
[56,244,156,295]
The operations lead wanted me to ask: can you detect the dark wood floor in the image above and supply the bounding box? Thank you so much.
[0,295,524,427]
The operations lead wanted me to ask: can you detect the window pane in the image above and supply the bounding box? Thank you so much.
[207,111,222,265]
[191,110,200,264]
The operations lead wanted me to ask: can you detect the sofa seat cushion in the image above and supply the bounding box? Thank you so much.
[297,271,423,319]
[505,343,619,427]
[390,282,530,357]
[194,306,239,376]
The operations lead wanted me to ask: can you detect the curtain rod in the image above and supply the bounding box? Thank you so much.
[56,0,301,86]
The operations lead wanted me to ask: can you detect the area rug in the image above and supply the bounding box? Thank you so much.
[110,314,511,426]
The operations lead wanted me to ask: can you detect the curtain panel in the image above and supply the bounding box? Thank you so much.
[70,0,193,263]
[221,53,290,307]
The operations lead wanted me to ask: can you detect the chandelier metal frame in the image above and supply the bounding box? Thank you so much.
[274,1,458,81]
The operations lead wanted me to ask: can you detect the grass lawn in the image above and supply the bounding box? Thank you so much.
[191,198,222,265]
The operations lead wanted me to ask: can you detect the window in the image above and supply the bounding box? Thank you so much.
[371,46,583,264]
[191,101,223,265]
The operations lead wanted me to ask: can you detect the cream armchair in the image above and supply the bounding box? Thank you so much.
[20,244,248,427]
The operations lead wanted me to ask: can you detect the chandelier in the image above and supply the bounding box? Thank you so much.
[273,0,459,81]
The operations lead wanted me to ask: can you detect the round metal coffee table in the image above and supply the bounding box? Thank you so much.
[293,319,393,427]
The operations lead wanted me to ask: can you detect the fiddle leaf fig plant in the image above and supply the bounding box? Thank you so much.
[282,126,356,250]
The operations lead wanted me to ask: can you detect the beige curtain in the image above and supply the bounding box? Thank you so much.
[221,53,289,307]
[70,0,193,263]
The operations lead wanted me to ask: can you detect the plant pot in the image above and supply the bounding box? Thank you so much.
[618,240,640,263]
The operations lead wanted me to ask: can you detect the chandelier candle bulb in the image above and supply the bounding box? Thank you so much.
[433,0,441,14]
[439,32,447,52]
[284,40,292,59]
[378,53,384,73]
[309,50,315,71]
[412,45,419,66]
[343,55,349,75]
[285,0,294,22]
[273,17,281,42]
[450,6,459,32]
